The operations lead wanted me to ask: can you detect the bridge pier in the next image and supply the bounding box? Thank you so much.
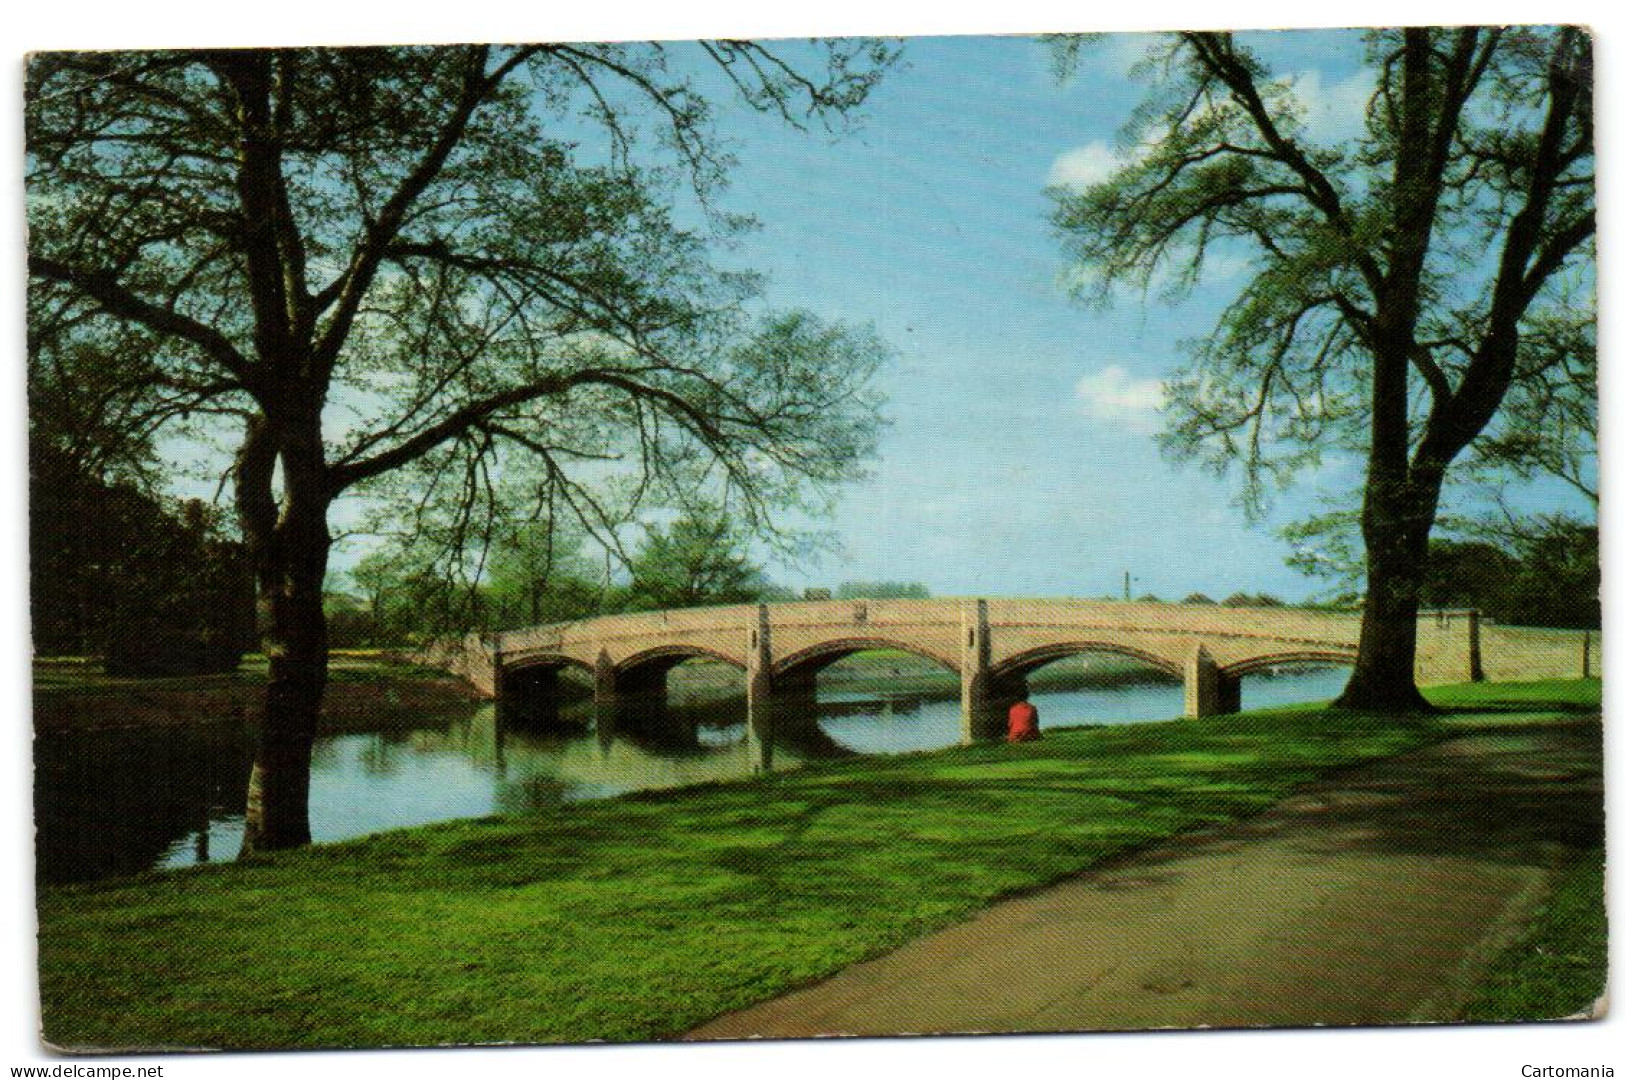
[1184,645,1240,718]
[593,649,618,747]
[591,653,706,749]
[747,604,775,772]
[960,599,1004,742]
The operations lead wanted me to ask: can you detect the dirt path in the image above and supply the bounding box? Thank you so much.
[687,721,1603,1039]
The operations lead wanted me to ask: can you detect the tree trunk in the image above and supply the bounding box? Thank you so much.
[1337,517,1433,712]
[1336,35,1444,715]
[241,521,330,852]
[236,409,334,855]
[1337,465,1444,712]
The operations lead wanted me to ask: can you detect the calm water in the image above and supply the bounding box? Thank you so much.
[35,664,1349,883]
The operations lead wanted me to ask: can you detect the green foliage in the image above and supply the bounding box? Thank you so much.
[1289,511,1598,628]
[1419,539,1522,612]
[483,519,606,627]
[1182,592,1216,604]
[30,443,255,672]
[624,510,765,610]
[1281,509,1365,603]
[36,679,1597,1048]
[1462,306,1597,504]
[834,581,931,599]
[1502,517,1600,627]
[333,507,811,644]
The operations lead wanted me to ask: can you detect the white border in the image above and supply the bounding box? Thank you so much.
[3,5,1615,1080]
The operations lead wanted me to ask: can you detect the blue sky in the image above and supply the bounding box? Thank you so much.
[663,30,1592,601]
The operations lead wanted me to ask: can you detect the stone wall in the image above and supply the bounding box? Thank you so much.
[1480,624,1597,683]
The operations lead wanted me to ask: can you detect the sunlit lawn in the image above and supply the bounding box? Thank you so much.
[37,679,1599,1050]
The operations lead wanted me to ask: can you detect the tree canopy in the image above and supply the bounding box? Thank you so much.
[624,510,766,610]
[1050,28,1593,709]
[27,44,896,541]
[26,41,897,849]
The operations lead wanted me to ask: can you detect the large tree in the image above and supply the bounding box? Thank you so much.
[1050,28,1593,710]
[625,509,765,610]
[27,42,895,851]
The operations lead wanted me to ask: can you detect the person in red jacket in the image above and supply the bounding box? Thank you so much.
[1007,698,1040,742]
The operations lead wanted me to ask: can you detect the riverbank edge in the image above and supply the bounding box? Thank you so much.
[31,654,484,734]
[35,678,1600,1051]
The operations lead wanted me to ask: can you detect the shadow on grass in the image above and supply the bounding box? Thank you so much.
[1073,717,1601,881]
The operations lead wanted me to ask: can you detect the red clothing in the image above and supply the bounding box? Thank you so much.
[1007,700,1041,742]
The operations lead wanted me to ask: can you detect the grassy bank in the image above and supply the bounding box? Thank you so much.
[32,654,480,734]
[1461,845,1607,1022]
[37,679,1598,1050]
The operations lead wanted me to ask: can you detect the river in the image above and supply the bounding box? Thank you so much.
[34,660,1349,884]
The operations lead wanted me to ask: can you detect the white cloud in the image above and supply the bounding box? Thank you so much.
[1282,68,1377,143]
[1097,33,1164,80]
[1075,366,1164,433]
[1047,141,1127,190]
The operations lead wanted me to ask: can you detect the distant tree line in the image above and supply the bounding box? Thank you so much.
[1176,592,1287,608]
[1286,512,1597,630]
[31,444,256,672]
[1420,521,1598,629]
[835,581,931,600]
[1111,591,1291,607]
[324,513,936,648]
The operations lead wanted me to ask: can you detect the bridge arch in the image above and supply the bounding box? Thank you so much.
[495,652,597,731]
[1220,650,1357,679]
[502,651,595,676]
[773,637,960,681]
[990,641,1183,682]
[616,644,747,678]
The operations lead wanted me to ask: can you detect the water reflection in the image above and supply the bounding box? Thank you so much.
[35,661,1350,883]
[36,722,254,883]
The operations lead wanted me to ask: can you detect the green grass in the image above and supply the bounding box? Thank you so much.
[1430,677,1602,711]
[1461,845,1607,1022]
[37,679,1597,1051]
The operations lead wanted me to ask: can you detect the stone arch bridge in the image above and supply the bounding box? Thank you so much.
[424,598,1590,770]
